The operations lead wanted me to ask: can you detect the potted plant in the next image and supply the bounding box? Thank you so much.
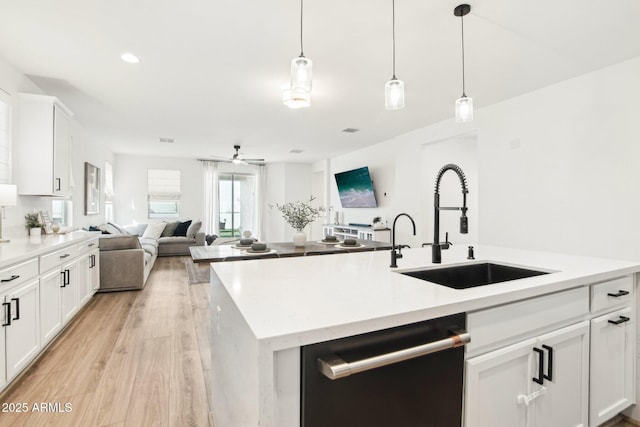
[25,212,43,236]
[272,196,328,247]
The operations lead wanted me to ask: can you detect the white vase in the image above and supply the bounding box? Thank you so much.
[293,230,307,247]
[30,227,42,236]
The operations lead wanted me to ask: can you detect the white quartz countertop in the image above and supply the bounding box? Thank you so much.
[0,231,100,269]
[210,245,640,351]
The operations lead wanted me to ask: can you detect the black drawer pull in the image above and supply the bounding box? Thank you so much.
[542,344,553,381]
[608,316,630,325]
[60,254,71,259]
[2,302,11,327]
[88,243,96,247]
[533,347,544,385]
[1,275,20,283]
[60,270,67,287]
[607,290,630,298]
[55,177,61,191]
[11,298,19,320]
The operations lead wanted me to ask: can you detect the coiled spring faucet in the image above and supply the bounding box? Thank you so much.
[430,164,469,263]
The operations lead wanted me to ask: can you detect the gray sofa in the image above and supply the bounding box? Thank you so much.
[123,222,205,256]
[96,220,204,292]
[98,234,158,292]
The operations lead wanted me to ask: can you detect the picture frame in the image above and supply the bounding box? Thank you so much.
[84,162,101,215]
[39,210,53,234]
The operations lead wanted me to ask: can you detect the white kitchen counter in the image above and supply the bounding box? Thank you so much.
[210,245,640,426]
[0,231,100,270]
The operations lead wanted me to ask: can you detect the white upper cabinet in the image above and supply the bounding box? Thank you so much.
[16,93,73,196]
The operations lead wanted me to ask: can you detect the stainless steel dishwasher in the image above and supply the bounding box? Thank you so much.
[301,313,468,427]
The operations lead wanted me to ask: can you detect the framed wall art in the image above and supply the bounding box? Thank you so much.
[84,162,101,215]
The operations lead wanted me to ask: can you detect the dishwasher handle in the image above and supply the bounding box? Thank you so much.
[317,329,470,380]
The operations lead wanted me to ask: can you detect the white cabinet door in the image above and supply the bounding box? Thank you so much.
[52,104,71,195]
[77,252,91,306]
[61,259,79,325]
[4,279,40,380]
[532,321,589,427]
[90,248,100,292]
[465,322,589,427]
[465,338,536,427]
[590,307,635,426]
[0,298,6,390]
[39,269,63,346]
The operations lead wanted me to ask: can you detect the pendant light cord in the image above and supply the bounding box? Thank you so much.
[460,11,466,96]
[392,0,396,79]
[299,0,304,57]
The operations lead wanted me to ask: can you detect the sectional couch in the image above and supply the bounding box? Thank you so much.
[96,220,204,292]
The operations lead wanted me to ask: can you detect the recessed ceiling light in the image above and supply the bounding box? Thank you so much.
[121,52,140,64]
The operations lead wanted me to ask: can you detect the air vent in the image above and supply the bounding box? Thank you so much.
[342,128,359,133]
[289,149,304,154]
[159,137,175,143]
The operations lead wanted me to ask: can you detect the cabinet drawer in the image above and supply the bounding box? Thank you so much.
[80,238,99,252]
[0,258,39,289]
[591,276,633,314]
[466,286,589,358]
[40,245,78,273]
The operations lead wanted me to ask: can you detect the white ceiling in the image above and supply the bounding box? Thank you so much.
[0,0,639,163]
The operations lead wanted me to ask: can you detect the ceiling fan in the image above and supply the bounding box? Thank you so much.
[210,145,265,165]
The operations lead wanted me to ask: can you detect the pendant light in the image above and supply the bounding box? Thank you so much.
[385,0,404,110]
[454,4,473,123]
[285,0,311,109]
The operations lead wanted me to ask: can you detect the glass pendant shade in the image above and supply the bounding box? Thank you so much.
[385,78,405,110]
[455,95,473,123]
[283,87,310,109]
[290,56,312,92]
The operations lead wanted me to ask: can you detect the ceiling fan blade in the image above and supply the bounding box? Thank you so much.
[242,158,265,162]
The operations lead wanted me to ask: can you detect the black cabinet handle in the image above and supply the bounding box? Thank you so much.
[1,275,20,283]
[60,270,67,288]
[607,290,630,298]
[533,347,544,385]
[11,298,19,321]
[55,177,61,191]
[60,253,70,259]
[88,243,96,247]
[542,344,553,381]
[608,316,631,325]
[2,302,11,327]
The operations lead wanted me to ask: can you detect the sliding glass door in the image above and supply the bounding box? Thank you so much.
[218,173,256,237]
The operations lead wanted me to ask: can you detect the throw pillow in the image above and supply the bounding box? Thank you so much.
[161,221,179,237]
[108,222,129,235]
[97,223,120,234]
[186,220,202,239]
[173,220,192,237]
[142,222,167,240]
[89,225,109,234]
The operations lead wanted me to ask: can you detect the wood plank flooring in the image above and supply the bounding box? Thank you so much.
[0,256,212,427]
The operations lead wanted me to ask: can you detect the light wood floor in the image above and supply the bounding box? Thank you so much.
[0,256,212,427]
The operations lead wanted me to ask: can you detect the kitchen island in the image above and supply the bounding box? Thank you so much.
[210,245,640,426]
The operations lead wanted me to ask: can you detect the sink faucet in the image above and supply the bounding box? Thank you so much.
[429,164,469,264]
[390,213,416,268]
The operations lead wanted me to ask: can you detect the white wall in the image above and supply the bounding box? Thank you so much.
[0,55,113,238]
[327,56,640,262]
[113,154,204,226]
[263,162,314,242]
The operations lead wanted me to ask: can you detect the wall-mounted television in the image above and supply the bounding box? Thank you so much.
[334,166,378,208]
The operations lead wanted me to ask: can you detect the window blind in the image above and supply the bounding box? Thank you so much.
[104,161,114,202]
[148,169,181,200]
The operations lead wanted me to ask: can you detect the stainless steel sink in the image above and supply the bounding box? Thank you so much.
[400,262,549,289]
